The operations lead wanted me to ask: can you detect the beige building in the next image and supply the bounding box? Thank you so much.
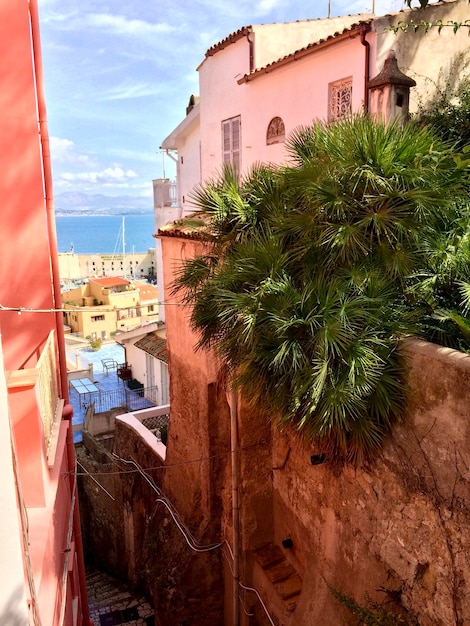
[58,249,156,287]
[62,277,159,339]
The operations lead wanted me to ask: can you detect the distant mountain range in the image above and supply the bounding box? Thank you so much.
[55,192,153,215]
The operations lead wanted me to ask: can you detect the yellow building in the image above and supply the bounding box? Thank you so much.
[62,277,158,339]
[58,249,156,287]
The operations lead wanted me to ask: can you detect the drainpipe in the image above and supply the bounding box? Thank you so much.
[229,390,240,626]
[28,2,92,624]
[359,24,371,113]
[246,30,255,73]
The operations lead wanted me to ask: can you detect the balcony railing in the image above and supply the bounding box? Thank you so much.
[78,384,159,414]
[153,178,177,208]
[36,331,61,449]
[7,330,62,460]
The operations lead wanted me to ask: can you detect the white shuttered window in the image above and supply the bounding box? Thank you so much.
[222,115,241,173]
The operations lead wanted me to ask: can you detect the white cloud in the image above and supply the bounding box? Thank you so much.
[253,0,283,17]
[49,136,95,165]
[100,81,160,101]
[60,167,138,185]
[84,13,176,36]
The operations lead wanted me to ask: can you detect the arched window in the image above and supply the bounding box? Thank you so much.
[266,116,285,145]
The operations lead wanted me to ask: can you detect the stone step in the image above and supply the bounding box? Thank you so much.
[273,573,303,601]
[253,542,285,569]
[264,559,297,584]
[252,542,303,611]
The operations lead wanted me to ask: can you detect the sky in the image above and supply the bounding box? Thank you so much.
[39,0,406,204]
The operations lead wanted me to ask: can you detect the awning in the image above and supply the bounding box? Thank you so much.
[135,333,168,363]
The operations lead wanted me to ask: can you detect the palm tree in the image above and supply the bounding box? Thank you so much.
[174,116,468,463]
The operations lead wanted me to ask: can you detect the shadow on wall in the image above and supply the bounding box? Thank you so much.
[1,586,29,626]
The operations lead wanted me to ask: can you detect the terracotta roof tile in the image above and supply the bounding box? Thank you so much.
[92,277,130,287]
[135,333,168,363]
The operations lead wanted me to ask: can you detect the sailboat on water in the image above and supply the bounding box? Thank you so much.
[111,216,134,278]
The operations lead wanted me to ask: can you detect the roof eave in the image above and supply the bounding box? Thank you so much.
[237,22,371,85]
[160,103,200,150]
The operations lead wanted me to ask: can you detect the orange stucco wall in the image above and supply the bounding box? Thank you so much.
[0,0,56,371]
[1,3,87,625]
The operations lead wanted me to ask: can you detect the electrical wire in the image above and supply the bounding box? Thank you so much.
[223,541,275,626]
[76,459,115,500]
[0,300,188,314]
[112,454,223,553]
[68,438,268,478]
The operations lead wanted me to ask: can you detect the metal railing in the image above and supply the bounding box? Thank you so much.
[78,384,159,414]
[153,178,177,207]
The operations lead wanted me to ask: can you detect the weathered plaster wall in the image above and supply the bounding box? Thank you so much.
[375,0,470,114]
[158,234,470,626]
[234,339,470,626]
[81,234,470,625]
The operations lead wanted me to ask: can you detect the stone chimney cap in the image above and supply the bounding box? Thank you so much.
[368,50,417,89]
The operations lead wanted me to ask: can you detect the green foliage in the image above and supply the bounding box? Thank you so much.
[415,76,470,150]
[410,79,470,350]
[174,116,468,463]
[89,339,102,351]
[325,580,418,626]
[391,1,470,35]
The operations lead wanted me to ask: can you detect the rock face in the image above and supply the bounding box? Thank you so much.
[78,233,470,626]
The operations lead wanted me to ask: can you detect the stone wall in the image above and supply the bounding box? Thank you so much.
[231,339,470,626]
[157,232,470,626]
[79,228,470,624]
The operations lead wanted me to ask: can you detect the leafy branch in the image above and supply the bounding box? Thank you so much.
[390,1,470,35]
[389,19,470,36]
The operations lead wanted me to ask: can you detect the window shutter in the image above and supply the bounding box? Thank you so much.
[222,119,231,164]
[231,117,240,173]
[221,116,241,173]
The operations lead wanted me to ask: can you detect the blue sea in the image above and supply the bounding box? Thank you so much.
[55,214,156,254]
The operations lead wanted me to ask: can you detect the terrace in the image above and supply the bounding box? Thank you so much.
[68,342,169,445]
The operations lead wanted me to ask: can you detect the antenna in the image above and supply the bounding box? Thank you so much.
[122,217,126,278]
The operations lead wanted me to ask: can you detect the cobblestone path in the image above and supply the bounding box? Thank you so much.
[86,567,155,626]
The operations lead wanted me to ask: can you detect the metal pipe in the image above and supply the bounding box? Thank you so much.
[229,390,240,626]
[246,30,255,73]
[28,2,92,623]
[360,24,371,112]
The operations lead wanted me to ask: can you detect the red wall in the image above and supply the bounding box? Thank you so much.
[0,1,56,370]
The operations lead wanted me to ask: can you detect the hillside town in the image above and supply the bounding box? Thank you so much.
[1,1,470,625]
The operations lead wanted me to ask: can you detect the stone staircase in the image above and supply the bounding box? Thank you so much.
[86,567,154,626]
[252,542,303,612]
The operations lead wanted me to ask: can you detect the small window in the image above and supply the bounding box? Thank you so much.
[91,315,105,322]
[266,117,285,145]
[329,78,353,122]
[222,115,241,173]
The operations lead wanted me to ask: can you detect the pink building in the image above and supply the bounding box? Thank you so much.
[0,2,90,624]
[159,0,469,220]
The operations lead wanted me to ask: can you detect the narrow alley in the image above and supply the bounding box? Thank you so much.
[86,567,154,626]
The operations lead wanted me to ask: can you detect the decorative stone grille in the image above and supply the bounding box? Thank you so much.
[329,78,352,122]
